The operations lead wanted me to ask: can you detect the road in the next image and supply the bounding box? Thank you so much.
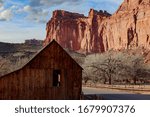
[82,87,150,100]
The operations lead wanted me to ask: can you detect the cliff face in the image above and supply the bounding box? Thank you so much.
[103,0,150,50]
[44,0,150,53]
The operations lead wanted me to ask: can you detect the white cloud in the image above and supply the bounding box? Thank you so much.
[23,5,48,23]
[23,5,32,12]
[10,5,18,10]
[24,0,81,23]
[0,9,13,21]
[27,9,49,23]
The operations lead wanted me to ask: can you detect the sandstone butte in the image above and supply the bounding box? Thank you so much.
[44,0,150,54]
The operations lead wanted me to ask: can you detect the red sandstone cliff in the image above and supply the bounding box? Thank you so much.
[44,0,150,53]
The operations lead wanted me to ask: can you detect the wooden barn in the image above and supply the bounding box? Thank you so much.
[0,40,83,100]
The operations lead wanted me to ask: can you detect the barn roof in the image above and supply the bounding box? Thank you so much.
[0,39,83,78]
[25,39,83,69]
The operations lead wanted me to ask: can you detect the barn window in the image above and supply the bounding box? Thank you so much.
[53,70,61,87]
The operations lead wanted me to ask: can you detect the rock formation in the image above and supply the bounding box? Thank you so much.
[44,0,150,53]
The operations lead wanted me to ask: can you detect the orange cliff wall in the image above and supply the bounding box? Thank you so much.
[44,0,150,53]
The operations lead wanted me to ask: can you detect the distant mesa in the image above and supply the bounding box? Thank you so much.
[25,39,43,46]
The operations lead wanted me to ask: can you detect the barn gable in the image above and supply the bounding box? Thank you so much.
[0,40,82,100]
[24,39,83,69]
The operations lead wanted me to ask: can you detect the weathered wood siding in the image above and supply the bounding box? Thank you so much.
[0,41,82,100]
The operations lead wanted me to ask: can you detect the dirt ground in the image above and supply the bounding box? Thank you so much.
[83,84,150,94]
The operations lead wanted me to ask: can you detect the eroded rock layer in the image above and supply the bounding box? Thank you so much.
[44,0,150,53]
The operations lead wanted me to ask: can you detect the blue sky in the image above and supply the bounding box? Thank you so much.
[0,0,123,43]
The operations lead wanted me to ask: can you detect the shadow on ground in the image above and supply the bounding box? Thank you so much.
[84,94,150,100]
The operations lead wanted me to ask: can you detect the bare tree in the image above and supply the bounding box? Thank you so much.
[127,58,149,85]
[132,58,143,84]
[82,70,92,85]
[90,55,122,85]
[82,50,150,85]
